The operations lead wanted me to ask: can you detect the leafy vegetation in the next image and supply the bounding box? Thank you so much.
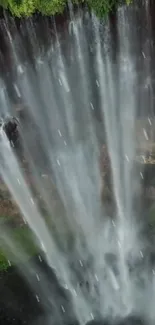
[0,0,132,17]
[87,0,131,17]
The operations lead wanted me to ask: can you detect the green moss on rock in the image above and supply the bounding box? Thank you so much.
[0,226,39,271]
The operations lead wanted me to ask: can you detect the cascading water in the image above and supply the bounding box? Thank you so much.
[0,1,155,325]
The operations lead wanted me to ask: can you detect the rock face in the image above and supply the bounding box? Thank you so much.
[0,255,78,325]
[100,145,113,204]
[86,315,146,325]
[2,117,19,147]
[1,114,155,224]
[100,118,155,207]
[0,178,23,227]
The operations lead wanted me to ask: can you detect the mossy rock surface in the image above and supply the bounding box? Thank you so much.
[0,225,39,271]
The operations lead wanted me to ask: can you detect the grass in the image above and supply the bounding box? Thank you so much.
[0,225,39,271]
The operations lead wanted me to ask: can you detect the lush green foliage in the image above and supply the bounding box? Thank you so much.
[0,0,132,17]
[87,0,118,17]
[35,0,66,16]
[87,0,131,17]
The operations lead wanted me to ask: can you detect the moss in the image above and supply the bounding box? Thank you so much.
[11,226,39,256]
[0,226,39,271]
[0,0,132,17]
[0,251,9,271]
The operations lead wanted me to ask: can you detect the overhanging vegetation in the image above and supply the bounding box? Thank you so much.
[0,0,132,17]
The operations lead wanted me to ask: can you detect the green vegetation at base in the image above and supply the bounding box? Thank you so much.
[0,251,9,271]
[0,0,132,17]
[0,226,39,271]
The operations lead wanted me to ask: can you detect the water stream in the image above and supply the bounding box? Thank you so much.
[0,1,154,324]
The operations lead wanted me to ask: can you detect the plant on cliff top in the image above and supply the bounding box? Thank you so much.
[87,0,132,17]
[7,0,36,16]
[0,0,132,17]
[35,0,66,15]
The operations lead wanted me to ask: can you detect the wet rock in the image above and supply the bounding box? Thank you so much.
[86,320,110,325]
[2,116,19,147]
[86,316,147,325]
[116,315,146,325]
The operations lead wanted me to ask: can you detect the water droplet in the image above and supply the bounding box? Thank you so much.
[142,155,146,163]
[8,260,11,266]
[37,58,44,65]
[64,141,67,146]
[90,313,94,320]
[148,117,152,125]
[7,31,12,42]
[112,220,116,227]
[125,155,130,162]
[140,251,143,258]
[64,284,69,290]
[73,289,77,297]
[36,273,40,282]
[79,260,83,267]
[38,255,42,262]
[142,51,146,59]
[41,174,48,178]
[118,241,121,248]
[61,305,65,313]
[143,128,149,140]
[61,75,70,92]
[58,129,62,137]
[17,65,24,74]
[41,242,47,253]
[152,269,155,275]
[58,78,62,86]
[140,172,144,179]
[110,270,120,290]
[17,178,21,185]
[35,295,40,302]
[96,80,100,87]
[30,198,34,205]
[95,274,99,282]
[90,102,94,110]
[14,84,21,98]
[57,159,61,166]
